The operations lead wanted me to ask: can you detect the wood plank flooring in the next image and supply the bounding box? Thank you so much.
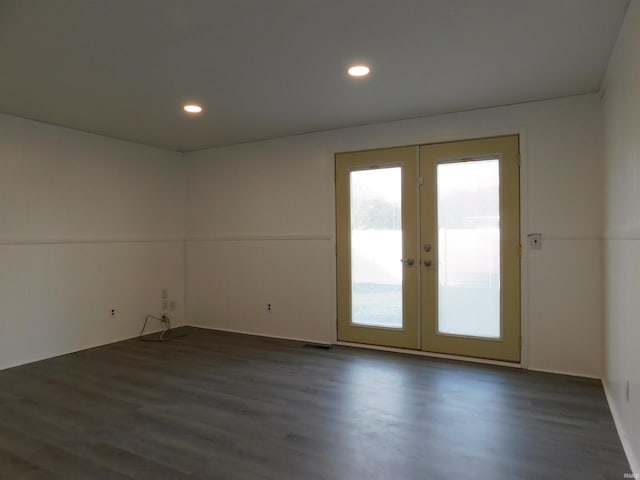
[0,327,630,479]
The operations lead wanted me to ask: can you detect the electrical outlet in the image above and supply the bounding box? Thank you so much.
[267,303,272,313]
[110,308,116,317]
[169,301,176,311]
[528,233,542,249]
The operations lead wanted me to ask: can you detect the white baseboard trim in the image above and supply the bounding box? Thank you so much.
[187,326,609,376]
[189,325,520,368]
[0,324,172,372]
[603,378,639,475]
[187,324,328,347]
[527,366,601,380]
[335,340,523,368]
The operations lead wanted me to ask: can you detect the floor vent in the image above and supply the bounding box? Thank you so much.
[303,343,332,350]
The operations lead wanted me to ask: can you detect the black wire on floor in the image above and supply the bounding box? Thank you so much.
[139,314,188,342]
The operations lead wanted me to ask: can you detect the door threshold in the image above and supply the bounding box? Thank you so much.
[335,341,522,369]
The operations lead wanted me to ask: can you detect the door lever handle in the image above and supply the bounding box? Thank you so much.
[400,258,415,266]
[423,259,432,267]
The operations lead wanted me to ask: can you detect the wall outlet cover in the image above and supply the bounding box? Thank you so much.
[528,233,542,249]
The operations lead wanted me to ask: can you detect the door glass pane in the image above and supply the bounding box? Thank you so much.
[437,159,500,338]
[350,167,403,328]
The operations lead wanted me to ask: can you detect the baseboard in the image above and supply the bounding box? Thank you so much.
[186,325,605,376]
[603,379,639,474]
[190,325,523,369]
[527,366,601,380]
[187,324,330,347]
[335,340,523,368]
[0,323,185,372]
[189,325,520,369]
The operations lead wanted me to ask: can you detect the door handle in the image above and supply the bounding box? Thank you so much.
[423,259,432,267]
[400,258,415,266]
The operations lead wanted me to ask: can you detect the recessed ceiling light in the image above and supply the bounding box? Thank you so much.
[348,65,370,77]
[184,104,202,113]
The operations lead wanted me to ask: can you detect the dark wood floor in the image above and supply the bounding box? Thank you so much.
[0,327,629,479]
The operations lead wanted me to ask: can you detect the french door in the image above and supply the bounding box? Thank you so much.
[336,135,520,362]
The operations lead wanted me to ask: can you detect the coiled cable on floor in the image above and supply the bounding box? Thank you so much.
[139,314,188,342]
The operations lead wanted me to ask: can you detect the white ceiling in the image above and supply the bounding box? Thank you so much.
[0,0,629,152]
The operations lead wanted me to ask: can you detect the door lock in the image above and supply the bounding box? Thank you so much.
[423,259,432,267]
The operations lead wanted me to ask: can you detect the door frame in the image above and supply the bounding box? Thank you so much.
[419,135,520,362]
[335,146,420,349]
[331,130,530,368]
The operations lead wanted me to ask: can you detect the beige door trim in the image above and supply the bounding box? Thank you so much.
[420,135,521,362]
[335,135,521,361]
[335,146,420,349]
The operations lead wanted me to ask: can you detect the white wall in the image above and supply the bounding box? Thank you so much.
[185,93,604,377]
[0,91,606,381]
[184,135,335,343]
[603,0,640,471]
[0,114,185,370]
